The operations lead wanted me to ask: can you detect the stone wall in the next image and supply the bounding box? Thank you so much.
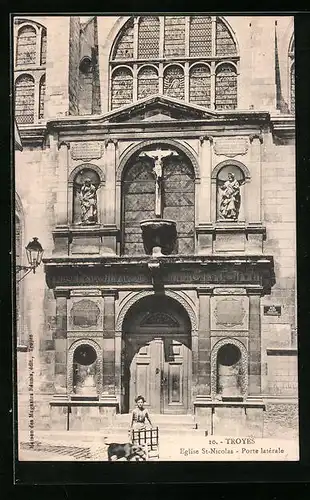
[69,17,80,115]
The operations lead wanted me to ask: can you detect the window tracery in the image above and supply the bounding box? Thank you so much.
[110,16,239,110]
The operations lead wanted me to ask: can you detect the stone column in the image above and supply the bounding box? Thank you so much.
[56,141,70,227]
[196,288,213,396]
[103,139,118,253]
[247,134,263,223]
[102,290,118,397]
[247,289,262,396]
[104,139,117,224]
[54,290,70,396]
[197,136,213,254]
[114,330,122,402]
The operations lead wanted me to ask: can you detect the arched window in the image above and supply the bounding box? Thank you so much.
[122,147,195,255]
[15,74,35,124]
[111,67,133,110]
[215,64,237,110]
[137,66,159,100]
[289,35,295,114]
[163,65,185,100]
[39,75,45,119]
[189,64,211,107]
[110,16,239,110]
[16,25,37,66]
[14,19,47,123]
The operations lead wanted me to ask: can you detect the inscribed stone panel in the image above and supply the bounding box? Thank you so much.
[211,296,249,331]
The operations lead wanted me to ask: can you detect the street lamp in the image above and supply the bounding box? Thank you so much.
[16,237,44,282]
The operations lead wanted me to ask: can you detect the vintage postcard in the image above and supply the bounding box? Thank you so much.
[13,14,298,463]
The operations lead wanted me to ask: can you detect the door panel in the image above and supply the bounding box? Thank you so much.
[129,337,191,414]
[129,342,151,411]
[163,339,189,414]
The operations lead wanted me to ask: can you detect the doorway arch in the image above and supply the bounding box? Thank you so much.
[121,294,193,414]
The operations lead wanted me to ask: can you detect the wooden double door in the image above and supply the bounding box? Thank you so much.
[127,335,191,414]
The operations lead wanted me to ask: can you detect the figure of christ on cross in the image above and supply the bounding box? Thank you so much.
[139,149,178,217]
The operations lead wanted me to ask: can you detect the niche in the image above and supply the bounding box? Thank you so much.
[73,343,98,396]
[73,168,100,225]
[216,343,242,399]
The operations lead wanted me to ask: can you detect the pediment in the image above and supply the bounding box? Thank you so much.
[103,95,218,124]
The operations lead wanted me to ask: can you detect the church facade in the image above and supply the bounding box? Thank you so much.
[14,15,297,438]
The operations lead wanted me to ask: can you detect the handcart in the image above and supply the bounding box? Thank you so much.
[130,427,159,461]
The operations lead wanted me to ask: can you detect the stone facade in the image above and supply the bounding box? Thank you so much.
[14,15,297,439]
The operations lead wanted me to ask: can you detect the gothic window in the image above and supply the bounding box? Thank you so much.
[189,64,211,107]
[138,17,160,59]
[111,67,133,110]
[164,16,186,58]
[163,65,185,100]
[73,168,100,225]
[112,19,134,59]
[122,148,195,255]
[215,64,237,110]
[216,165,245,221]
[215,18,237,56]
[16,25,37,66]
[137,66,159,100]
[189,16,212,57]
[15,74,35,124]
[14,19,47,123]
[39,75,45,119]
[110,16,239,110]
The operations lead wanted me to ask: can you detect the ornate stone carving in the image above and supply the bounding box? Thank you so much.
[117,138,200,181]
[211,337,248,399]
[213,297,247,328]
[70,289,102,297]
[67,339,102,395]
[199,135,213,145]
[214,137,249,157]
[140,312,179,327]
[70,299,101,328]
[71,141,104,161]
[57,141,70,150]
[115,289,198,331]
[213,287,246,295]
[249,134,263,144]
[104,138,118,147]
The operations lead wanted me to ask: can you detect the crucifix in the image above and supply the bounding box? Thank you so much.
[139,149,179,217]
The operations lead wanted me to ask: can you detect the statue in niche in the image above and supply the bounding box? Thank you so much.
[79,177,98,224]
[218,172,244,220]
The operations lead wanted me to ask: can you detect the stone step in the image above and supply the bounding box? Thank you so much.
[21,428,208,446]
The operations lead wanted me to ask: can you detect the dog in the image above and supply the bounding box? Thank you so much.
[104,440,147,461]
